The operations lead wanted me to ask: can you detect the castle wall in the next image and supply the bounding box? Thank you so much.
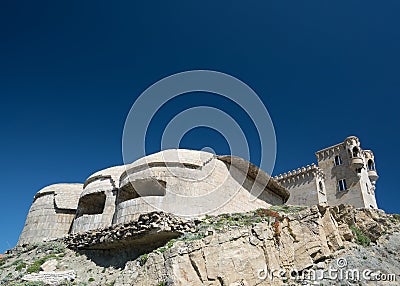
[282,174,319,206]
[359,167,378,209]
[276,165,327,206]
[18,184,83,245]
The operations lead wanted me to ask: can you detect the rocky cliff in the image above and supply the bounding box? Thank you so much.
[1,204,399,285]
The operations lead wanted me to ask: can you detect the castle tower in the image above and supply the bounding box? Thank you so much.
[276,136,379,209]
[315,136,378,208]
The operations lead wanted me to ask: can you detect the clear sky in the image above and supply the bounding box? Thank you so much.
[1,1,399,253]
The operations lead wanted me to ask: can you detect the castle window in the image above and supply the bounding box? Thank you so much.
[338,179,347,191]
[352,147,360,158]
[366,183,370,194]
[318,181,325,193]
[367,159,375,171]
[334,155,342,166]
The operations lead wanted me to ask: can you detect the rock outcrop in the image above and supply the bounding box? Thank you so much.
[2,204,399,285]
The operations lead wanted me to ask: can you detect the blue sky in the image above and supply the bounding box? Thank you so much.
[1,1,399,253]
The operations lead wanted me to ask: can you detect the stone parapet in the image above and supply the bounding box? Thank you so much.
[274,163,325,184]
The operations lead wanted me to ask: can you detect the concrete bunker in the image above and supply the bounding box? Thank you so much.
[114,149,289,224]
[71,165,126,234]
[18,183,83,245]
[19,149,289,244]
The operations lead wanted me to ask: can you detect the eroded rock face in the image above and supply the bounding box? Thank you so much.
[109,205,399,286]
[5,205,399,286]
[22,270,76,286]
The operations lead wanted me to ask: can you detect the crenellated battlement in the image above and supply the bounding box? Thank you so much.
[315,144,345,161]
[274,163,325,184]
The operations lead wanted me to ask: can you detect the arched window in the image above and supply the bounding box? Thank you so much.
[319,181,324,193]
[338,179,347,191]
[334,155,342,166]
[352,147,360,158]
[367,159,375,171]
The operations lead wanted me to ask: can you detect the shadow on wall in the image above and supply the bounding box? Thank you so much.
[75,192,106,218]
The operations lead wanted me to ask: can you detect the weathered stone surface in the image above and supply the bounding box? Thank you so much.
[18,183,83,245]
[3,205,399,285]
[40,258,58,272]
[22,270,76,285]
[110,205,399,286]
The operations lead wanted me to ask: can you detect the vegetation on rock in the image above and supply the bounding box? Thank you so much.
[350,225,371,247]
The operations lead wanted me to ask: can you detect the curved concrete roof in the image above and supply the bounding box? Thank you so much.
[120,149,289,202]
[35,183,83,210]
[129,149,214,168]
[120,149,215,182]
[83,165,127,189]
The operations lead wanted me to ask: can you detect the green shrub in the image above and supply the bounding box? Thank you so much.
[269,205,307,214]
[88,277,95,282]
[15,261,27,271]
[166,239,176,249]
[10,259,23,267]
[139,253,148,266]
[0,257,5,267]
[350,226,371,247]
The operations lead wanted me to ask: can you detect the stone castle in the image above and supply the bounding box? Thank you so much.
[274,136,379,209]
[18,136,379,246]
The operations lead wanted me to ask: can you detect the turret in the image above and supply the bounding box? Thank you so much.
[345,136,364,170]
[364,150,379,184]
